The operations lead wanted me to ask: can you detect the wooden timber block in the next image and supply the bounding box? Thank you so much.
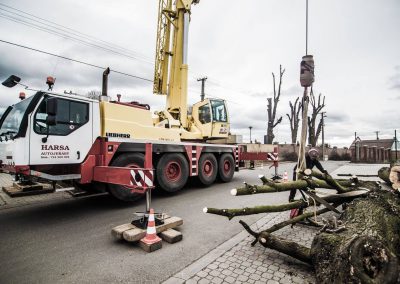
[122,216,183,242]
[139,239,162,253]
[3,185,53,197]
[111,223,136,240]
[13,182,44,192]
[160,228,182,244]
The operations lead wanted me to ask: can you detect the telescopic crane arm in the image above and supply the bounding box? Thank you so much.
[153,0,199,128]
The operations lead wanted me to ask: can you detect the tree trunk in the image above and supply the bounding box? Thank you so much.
[266,65,284,144]
[240,188,400,283]
[287,97,302,144]
[389,164,400,190]
[307,91,325,147]
[378,167,391,184]
[310,189,400,283]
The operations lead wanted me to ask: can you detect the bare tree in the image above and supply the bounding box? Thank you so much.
[307,89,325,146]
[266,65,284,144]
[286,97,302,144]
[86,90,102,100]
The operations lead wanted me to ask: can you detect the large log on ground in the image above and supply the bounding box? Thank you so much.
[310,189,400,283]
[378,167,392,185]
[389,164,400,190]
[240,187,400,283]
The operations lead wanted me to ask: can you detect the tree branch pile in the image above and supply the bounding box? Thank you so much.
[204,169,400,283]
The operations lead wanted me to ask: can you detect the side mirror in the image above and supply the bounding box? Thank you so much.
[46,115,57,126]
[2,75,21,88]
[47,97,58,116]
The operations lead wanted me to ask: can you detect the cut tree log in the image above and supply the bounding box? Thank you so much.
[310,189,400,283]
[240,188,400,283]
[378,167,392,185]
[389,164,400,190]
[234,172,368,196]
[206,190,369,220]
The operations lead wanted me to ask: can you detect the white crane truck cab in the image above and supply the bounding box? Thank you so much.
[0,91,99,176]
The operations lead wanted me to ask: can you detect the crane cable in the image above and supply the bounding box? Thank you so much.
[296,0,311,175]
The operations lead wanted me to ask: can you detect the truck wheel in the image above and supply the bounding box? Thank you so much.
[107,153,145,202]
[156,153,189,193]
[218,153,235,182]
[198,153,218,186]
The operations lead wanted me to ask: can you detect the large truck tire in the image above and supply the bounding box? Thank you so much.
[218,153,235,182]
[156,153,189,193]
[198,153,218,186]
[107,153,145,202]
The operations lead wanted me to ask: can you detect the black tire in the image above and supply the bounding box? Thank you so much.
[198,153,218,186]
[218,153,235,182]
[107,153,145,202]
[156,153,189,193]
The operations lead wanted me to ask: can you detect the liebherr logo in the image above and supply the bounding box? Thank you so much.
[41,145,70,151]
[106,132,131,138]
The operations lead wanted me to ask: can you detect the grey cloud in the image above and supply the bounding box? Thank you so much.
[325,113,350,123]
[389,66,400,90]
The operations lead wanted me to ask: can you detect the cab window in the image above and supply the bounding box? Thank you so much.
[211,100,227,122]
[198,104,211,124]
[34,97,89,135]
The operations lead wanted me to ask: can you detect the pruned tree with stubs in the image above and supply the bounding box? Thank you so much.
[266,65,284,144]
[286,97,302,144]
[307,90,325,146]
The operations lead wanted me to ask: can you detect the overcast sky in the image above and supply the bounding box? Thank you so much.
[0,0,399,147]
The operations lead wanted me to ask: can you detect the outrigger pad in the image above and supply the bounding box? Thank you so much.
[131,212,165,229]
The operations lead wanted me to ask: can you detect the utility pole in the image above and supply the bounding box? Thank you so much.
[321,112,326,160]
[197,77,207,101]
[395,129,398,161]
[354,132,359,162]
[249,126,253,143]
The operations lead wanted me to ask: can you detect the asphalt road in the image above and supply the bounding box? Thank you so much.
[0,161,347,284]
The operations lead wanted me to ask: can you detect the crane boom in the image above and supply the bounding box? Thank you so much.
[153,0,172,95]
[153,0,197,128]
[152,0,229,141]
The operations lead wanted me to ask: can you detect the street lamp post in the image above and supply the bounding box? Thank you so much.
[321,112,327,160]
[249,126,253,143]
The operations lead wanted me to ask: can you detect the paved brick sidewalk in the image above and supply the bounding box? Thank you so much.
[330,163,389,181]
[165,211,321,284]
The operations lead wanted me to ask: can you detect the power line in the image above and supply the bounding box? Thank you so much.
[0,39,153,82]
[0,12,152,64]
[0,3,152,61]
[0,4,153,64]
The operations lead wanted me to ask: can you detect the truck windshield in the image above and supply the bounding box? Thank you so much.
[0,96,35,136]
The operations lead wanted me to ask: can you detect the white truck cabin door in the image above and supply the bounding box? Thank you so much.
[29,96,93,165]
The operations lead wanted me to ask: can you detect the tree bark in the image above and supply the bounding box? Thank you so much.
[239,188,400,283]
[310,189,400,283]
[286,97,302,144]
[266,65,284,144]
[378,167,391,184]
[234,178,355,196]
[206,191,368,220]
[307,90,325,147]
[389,164,400,190]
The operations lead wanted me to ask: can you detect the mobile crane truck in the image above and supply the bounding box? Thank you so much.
[0,0,240,201]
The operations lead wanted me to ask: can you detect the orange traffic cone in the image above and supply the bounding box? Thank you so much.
[283,171,288,182]
[139,208,162,252]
